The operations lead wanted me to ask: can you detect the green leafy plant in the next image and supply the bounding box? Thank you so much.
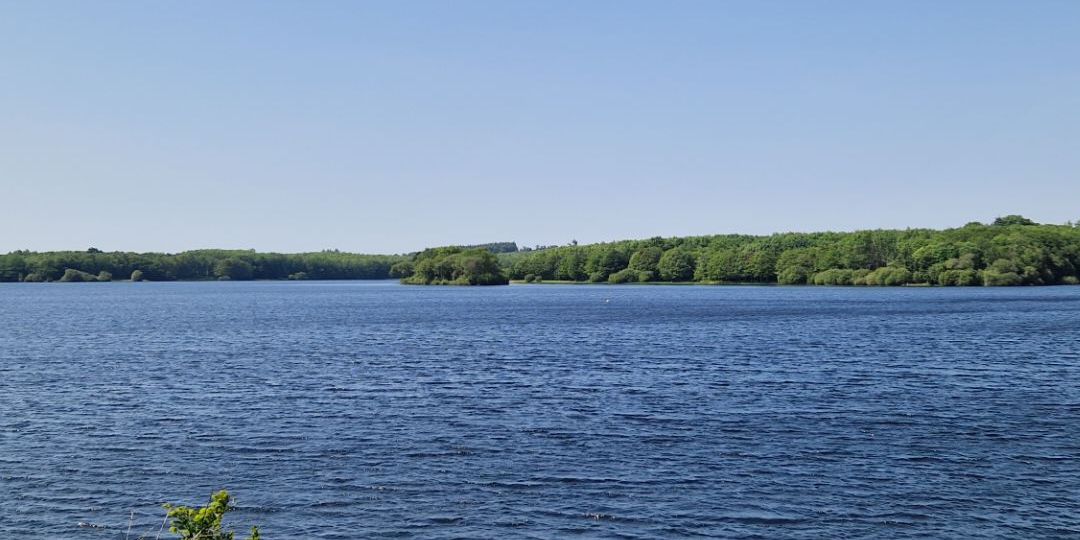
[164,490,260,540]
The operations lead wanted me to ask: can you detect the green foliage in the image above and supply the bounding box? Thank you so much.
[59,268,104,282]
[164,490,260,540]
[23,271,47,282]
[993,215,1037,227]
[859,266,912,286]
[585,248,629,282]
[214,258,254,281]
[775,248,818,285]
[0,249,402,282]
[401,247,508,285]
[97,271,113,282]
[938,269,980,286]
[130,269,145,282]
[465,241,519,253]
[982,258,1024,286]
[555,250,587,281]
[657,249,695,281]
[811,268,855,286]
[628,247,662,274]
[607,268,639,283]
[389,260,414,279]
[698,249,745,282]
[497,217,1080,287]
[4,216,1079,289]
[0,254,24,282]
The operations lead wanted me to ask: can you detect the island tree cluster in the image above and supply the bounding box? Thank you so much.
[500,216,1080,286]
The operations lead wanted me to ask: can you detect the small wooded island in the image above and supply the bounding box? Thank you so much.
[1,215,1079,287]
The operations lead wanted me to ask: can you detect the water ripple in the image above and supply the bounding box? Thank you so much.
[1,282,1079,538]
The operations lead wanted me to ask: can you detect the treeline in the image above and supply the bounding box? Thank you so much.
[458,242,519,254]
[5,215,1079,287]
[501,216,1080,286]
[393,247,508,285]
[0,249,403,282]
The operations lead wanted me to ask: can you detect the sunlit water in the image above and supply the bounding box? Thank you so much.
[1,282,1079,539]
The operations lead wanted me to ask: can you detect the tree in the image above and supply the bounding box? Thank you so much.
[698,249,743,282]
[657,249,695,281]
[0,254,25,282]
[584,248,628,281]
[389,260,414,278]
[860,266,912,286]
[131,270,145,282]
[993,215,1037,227]
[775,249,818,285]
[214,259,254,281]
[164,490,260,540]
[401,248,509,285]
[982,258,1023,286]
[555,249,587,281]
[628,247,662,275]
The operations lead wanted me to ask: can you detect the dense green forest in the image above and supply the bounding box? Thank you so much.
[0,249,402,282]
[3,216,1078,286]
[395,247,509,285]
[498,216,1080,287]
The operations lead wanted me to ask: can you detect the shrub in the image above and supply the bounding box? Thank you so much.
[983,270,1022,286]
[164,490,260,540]
[23,272,47,282]
[523,273,537,283]
[607,268,638,283]
[911,270,931,284]
[811,268,854,285]
[850,269,872,286]
[777,266,809,285]
[982,258,1024,286]
[97,271,112,282]
[59,268,99,282]
[860,266,912,286]
[938,269,979,286]
[130,270,144,282]
[288,272,309,280]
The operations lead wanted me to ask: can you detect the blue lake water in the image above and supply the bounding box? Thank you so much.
[1,281,1079,539]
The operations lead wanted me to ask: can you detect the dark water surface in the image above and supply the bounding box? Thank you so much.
[1,282,1079,539]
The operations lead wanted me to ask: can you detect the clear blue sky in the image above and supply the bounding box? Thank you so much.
[1,1,1077,254]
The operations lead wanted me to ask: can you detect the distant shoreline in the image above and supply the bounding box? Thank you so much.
[3,216,1079,287]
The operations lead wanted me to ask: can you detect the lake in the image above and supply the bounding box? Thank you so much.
[1,282,1079,538]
